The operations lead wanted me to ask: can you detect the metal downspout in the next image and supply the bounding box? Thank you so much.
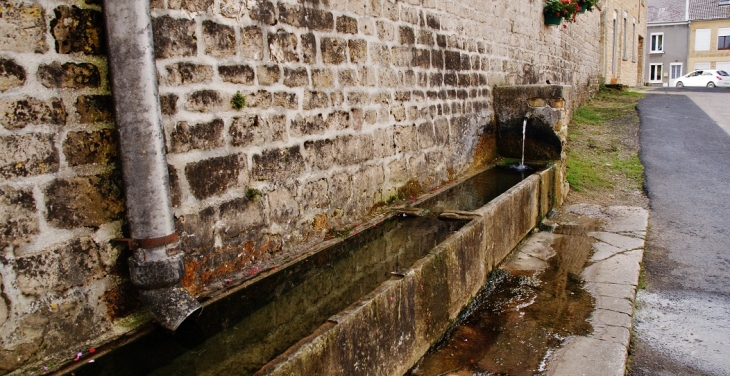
[102,0,200,330]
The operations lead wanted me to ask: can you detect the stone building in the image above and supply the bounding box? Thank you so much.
[687,0,730,72]
[0,0,601,373]
[600,0,648,86]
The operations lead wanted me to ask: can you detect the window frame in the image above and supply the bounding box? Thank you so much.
[649,63,663,82]
[650,33,664,53]
[719,28,730,50]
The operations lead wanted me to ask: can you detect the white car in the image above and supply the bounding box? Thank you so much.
[675,69,730,88]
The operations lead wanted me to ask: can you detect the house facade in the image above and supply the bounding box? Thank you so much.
[688,0,730,72]
[645,0,730,86]
[646,0,690,86]
[600,0,648,86]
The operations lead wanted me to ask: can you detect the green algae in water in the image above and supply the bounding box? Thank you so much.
[70,216,466,376]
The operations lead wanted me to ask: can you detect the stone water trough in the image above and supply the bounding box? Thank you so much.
[63,85,573,376]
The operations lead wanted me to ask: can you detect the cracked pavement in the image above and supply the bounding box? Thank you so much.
[536,204,649,376]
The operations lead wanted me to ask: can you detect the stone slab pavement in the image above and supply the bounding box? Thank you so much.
[537,204,649,376]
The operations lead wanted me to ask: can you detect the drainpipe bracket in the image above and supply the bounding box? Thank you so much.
[129,253,185,290]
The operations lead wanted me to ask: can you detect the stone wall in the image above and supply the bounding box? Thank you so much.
[0,0,600,373]
[600,0,647,86]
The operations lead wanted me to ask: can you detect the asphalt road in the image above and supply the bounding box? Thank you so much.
[631,88,730,375]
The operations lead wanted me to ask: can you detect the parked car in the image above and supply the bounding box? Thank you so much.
[675,69,730,88]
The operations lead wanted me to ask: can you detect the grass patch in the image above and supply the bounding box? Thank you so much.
[566,88,646,201]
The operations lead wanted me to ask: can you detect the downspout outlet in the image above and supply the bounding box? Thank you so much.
[129,252,200,330]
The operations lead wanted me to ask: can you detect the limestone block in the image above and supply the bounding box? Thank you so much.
[272,92,298,109]
[257,64,281,86]
[37,62,100,89]
[219,197,266,241]
[321,37,347,65]
[299,178,329,213]
[373,127,396,157]
[252,146,305,181]
[219,64,254,84]
[391,46,412,67]
[371,43,391,65]
[417,121,436,149]
[426,13,440,29]
[303,90,330,110]
[241,26,264,60]
[0,185,38,250]
[378,68,398,87]
[399,26,415,44]
[326,110,351,131]
[331,91,344,106]
[0,1,47,53]
[229,114,286,147]
[0,58,25,92]
[268,186,300,230]
[168,164,182,207]
[382,0,399,21]
[395,124,418,153]
[248,0,276,25]
[391,105,406,121]
[278,4,333,31]
[176,206,216,253]
[334,134,374,165]
[291,114,326,137]
[301,33,317,64]
[413,49,430,68]
[203,21,236,58]
[348,39,368,64]
[186,90,225,112]
[63,129,118,166]
[0,97,66,130]
[338,69,358,86]
[185,154,244,199]
[246,90,272,108]
[152,16,196,58]
[44,173,124,229]
[169,118,224,153]
[337,15,358,34]
[303,139,335,171]
[283,67,309,87]
[220,0,246,19]
[164,62,213,86]
[269,29,299,63]
[76,95,114,123]
[0,133,58,179]
[351,108,363,131]
[376,20,395,41]
[15,237,102,295]
[401,7,420,25]
[418,29,434,46]
[169,0,214,12]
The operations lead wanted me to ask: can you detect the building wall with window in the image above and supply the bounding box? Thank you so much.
[600,0,647,86]
[688,18,730,71]
[645,22,690,85]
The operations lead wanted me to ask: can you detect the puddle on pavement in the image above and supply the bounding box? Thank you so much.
[417,166,533,213]
[69,216,466,376]
[407,232,595,376]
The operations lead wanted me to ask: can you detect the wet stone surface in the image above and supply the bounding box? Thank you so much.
[408,228,595,376]
[66,216,466,376]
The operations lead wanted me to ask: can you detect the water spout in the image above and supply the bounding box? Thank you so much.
[513,116,531,172]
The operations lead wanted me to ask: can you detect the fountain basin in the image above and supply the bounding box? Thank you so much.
[62,164,564,376]
[261,164,563,376]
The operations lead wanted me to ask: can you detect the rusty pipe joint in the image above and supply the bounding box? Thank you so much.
[129,251,199,331]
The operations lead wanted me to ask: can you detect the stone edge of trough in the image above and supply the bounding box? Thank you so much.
[258,164,562,375]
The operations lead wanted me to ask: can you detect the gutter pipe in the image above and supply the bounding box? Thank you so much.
[102,0,200,330]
